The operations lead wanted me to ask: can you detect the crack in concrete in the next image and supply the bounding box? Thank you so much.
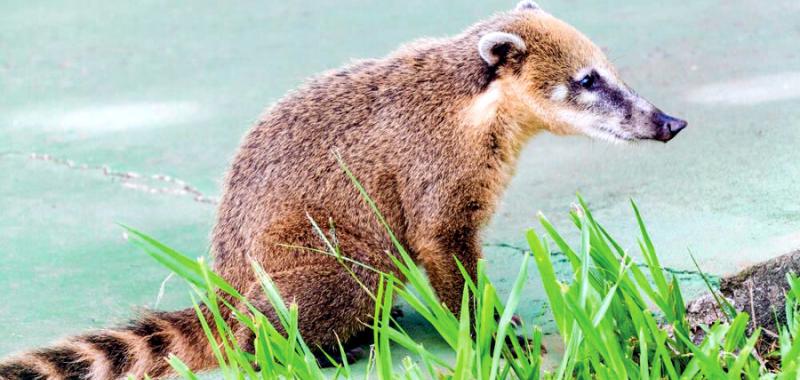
[1,151,219,204]
[483,242,720,282]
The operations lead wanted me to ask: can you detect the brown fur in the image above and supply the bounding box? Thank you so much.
[212,7,608,352]
[1,5,627,379]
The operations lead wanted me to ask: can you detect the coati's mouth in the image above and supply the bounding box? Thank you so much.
[595,125,635,142]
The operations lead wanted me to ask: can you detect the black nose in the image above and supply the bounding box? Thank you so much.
[653,112,688,142]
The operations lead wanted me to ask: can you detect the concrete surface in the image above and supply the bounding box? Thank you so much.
[2,0,800,373]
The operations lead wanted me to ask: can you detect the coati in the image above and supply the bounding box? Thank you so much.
[0,1,687,379]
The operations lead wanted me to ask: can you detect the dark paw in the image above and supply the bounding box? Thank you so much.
[513,335,548,356]
[510,334,533,353]
[491,334,540,357]
[390,306,404,319]
[345,346,367,363]
[315,345,368,368]
[495,312,523,327]
[510,314,522,328]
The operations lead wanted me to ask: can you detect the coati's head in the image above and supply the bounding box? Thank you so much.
[471,0,686,143]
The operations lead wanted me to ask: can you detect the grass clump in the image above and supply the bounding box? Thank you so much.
[127,193,800,379]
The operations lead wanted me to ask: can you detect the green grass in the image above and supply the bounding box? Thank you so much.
[126,180,800,379]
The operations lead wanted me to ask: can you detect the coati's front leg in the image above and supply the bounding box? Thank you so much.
[230,220,390,367]
[409,179,491,314]
[417,230,539,356]
[416,226,481,314]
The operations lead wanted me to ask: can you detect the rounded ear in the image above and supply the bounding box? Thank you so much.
[478,32,527,67]
[515,0,540,11]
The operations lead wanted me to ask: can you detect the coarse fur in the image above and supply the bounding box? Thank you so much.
[0,2,686,379]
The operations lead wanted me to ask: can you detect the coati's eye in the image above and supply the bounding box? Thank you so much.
[578,72,597,90]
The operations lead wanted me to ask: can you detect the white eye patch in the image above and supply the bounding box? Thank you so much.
[550,81,600,105]
[576,91,599,105]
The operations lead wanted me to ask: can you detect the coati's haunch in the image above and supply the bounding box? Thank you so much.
[0,1,686,378]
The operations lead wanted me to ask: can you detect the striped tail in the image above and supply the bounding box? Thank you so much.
[0,308,216,380]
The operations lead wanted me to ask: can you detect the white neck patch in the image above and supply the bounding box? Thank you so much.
[465,82,503,126]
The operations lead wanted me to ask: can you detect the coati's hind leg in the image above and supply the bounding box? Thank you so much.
[234,265,380,367]
[311,305,405,367]
[232,225,388,367]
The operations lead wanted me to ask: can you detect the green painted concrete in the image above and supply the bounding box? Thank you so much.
[2,0,799,373]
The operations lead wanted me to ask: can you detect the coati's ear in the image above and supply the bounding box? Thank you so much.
[478,32,527,67]
[515,0,540,11]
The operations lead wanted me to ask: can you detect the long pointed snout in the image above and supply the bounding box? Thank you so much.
[650,111,688,142]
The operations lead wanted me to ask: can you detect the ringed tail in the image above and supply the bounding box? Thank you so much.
[0,308,216,380]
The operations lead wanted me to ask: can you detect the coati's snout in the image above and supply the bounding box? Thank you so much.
[649,111,687,142]
[543,69,690,144]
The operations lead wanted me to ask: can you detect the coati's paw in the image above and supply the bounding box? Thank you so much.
[345,346,368,362]
[514,335,548,354]
[390,306,404,319]
[504,315,548,355]
[495,312,523,327]
[316,346,368,368]
[490,334,547,357]
[509,334,533,354]
[510,314,522,328]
